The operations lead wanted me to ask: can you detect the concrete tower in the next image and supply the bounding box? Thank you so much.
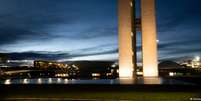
[141,0,158,77]
[118,0,158,78]
[118,0,136,78]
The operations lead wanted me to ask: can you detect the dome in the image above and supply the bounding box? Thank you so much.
[159,61,182,69]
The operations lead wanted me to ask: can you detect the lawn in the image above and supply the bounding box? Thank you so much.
[1,84,201,101]
[2,91,201,101]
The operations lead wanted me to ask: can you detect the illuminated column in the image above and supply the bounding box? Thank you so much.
[141,0,158,77]
[118,0,136,78]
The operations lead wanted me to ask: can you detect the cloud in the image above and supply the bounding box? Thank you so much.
[158,39,201,49]
[2,43,118,61]
[0,27,57,46]
[157,39,201,61]
[65,27,118,39]
[157,0,201,32]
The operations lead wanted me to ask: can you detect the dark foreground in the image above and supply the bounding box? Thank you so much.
[0,84,201,101]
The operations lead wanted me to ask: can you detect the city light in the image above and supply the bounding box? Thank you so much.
[37,78,42,84]
[157,40,159,43]
[48,78,52,83]
[130,2,133,7]
[191,56,201,68]
[136,71,143,75]
[23,79,29,84]
[64,79,68,84]
[195,56,200,61]
[92,73,101,77]
[143,66,158,77]
[119,68,133,78]
[57,78,62,83]
[169,72,175,76]
[4,79,11,85]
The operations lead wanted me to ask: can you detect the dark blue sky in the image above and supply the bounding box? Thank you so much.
[0,0,200,62]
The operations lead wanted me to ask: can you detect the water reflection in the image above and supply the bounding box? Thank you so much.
[0,77,195,85]
[119,78,137,84]
[142,77,162,84]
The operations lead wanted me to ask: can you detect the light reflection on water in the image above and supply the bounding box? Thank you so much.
[0,77,194,85]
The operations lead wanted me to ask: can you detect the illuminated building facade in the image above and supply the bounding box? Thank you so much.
[118,0,158,78]
[191,56,201,68]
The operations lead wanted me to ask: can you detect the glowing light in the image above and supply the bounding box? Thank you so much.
[106,73,112,76]
[156,40,159,43]
[4,79,11,85]
[130,2,133,7]
[119,68,133,78]
[48,78,52,83]
[118,0,135,79]
[141,0,159,77]
[64,79,68,84]
[23,79,29,84]
[131,32,133,36]
[169,72,175,76]
[136,71,143,75]
[57,78,61,83]
[143,77,161,84]
[195,56,200,61]
[192,56,201,68]
[143,66,158,77]
[7,60,10,63]
[37,78,42,84]
[92,73,101,77]
[111,64,116,68]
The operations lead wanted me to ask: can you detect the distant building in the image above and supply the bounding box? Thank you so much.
[34,60,67,69]
[180,56,201,68]
[159,60,201,76]
[33,60,118,79]
[191,56,201,68]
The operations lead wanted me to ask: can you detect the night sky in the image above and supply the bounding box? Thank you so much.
[0,0,200,62]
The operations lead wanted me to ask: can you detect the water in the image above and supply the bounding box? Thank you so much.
[0,77,195,85]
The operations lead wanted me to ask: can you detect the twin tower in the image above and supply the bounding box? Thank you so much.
[118,0,158,78]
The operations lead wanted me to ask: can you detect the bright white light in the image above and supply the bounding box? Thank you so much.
[4,79,11,85]
[143,66,158,77]
[119,68,133,78]
[156,40,159,43]
[195,56,200,61]
[92,73,101,77]
[48,78,52,83]
[23,79,29,84]
[111,64,116,68]
[37,78,42,84]
[57,78,61,83]
[64,79,68,84]
[136,71,143,75]
[169,72,174,76]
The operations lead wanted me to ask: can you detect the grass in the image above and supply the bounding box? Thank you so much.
[3,91,201,101]
[1,84,201,101]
